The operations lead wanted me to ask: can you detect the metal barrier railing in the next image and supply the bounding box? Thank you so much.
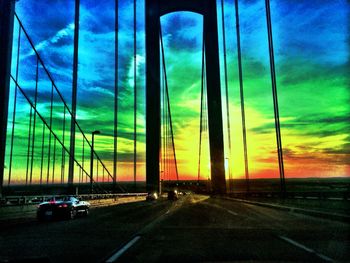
[0,193,147,206]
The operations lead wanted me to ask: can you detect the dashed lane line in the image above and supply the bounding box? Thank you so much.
[105,236,141,263]
[104,196,191,262]
[203,202,238,216]
[279,235,333,262]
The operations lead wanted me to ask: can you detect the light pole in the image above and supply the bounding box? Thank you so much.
[90,130,100,194]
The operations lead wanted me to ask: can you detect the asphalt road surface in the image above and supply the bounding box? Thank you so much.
[0,194,348,262]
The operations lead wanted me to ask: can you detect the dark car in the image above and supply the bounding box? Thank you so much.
[167,190,178,201]
[37,196,90,221]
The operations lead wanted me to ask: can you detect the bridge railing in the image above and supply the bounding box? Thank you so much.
[4,13,121,193]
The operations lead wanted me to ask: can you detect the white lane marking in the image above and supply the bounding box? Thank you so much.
[226,209,238,216]
[105,201,180,262]
[279,236,333,262]
[204,202,238,216]
[105,235,141,262]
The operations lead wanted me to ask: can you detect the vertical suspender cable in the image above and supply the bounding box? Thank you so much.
[29,58,39,185]
[96,160,99,182]
[39,123,45,185]
[197,26,205,183]
[47,83,54,184]
[165,64,169,181]
[52,137,56,183]
[160,28,167,181]
[203,65,209,180]
[161,40,167,180]
[79,166,82,184]
[265,0,285,196]
[221,0,233,190]
[82,138,85,178]
[133,0,137,188]
[114,0,119,192]
[166,69,169,181]
[8,26,21,186]
[26,98,33,184]
[234,0,250,192]
[163,64,169,181]
[61,106,66,184]
[159,25,179,181]
[161,55,166,180]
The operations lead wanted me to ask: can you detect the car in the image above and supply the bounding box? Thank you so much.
[146,192,158,201]
[37,196,90,221]
[167,190,178,201]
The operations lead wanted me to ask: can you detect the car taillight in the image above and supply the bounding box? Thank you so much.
[58,204,68,208]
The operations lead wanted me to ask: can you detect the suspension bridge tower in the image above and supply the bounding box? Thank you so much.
[145,0,226,194]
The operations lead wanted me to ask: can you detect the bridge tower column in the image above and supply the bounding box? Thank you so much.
[145,0,161,193]
[145,0,226,194]
[0,0,16,197]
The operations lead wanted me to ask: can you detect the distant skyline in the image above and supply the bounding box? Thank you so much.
[4,0,349,184]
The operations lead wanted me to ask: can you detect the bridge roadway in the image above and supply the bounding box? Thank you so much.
[0,194,348,262]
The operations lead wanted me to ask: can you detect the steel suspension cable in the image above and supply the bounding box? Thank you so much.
[265,0,285,195]
[133,0,137,188]
[29,58,39,185]
[8,26,21,186]
[47,83,54,184]
[161,58,166,180]
[159,25,179,181]
[114,0,119,190]
[79,166,82,184]
[52,138,56,183]
[235,0,250,192]
[197,26,206,183]
[10,74,112,192]
[203,62,209,180]
[96,160,99,182]
[25,57,36,185]
[61,106,66,184]
[82,137,85,178]
[39,123,45,185]
[221,0,233,189]
[26,103,33,185]
[164,66,169,181]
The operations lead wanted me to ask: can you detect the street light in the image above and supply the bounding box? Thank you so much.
[225,157,233,192]
[90,130,100,194]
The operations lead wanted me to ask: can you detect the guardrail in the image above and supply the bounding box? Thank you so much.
[0,193,147,206]
[226,191,350,201]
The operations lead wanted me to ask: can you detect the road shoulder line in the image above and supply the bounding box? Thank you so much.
[221,197,350,223]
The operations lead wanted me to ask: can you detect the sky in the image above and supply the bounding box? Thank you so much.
[3,0,350,184]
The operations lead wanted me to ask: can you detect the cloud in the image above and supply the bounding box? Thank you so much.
[85,86,114,98]
[21,23,74,60]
